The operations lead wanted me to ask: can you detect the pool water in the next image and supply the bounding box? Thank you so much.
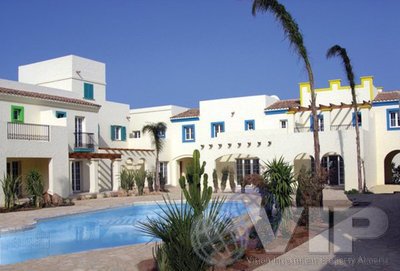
[0,201,245,265]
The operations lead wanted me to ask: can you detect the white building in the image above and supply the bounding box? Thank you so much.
[0,55,399,205]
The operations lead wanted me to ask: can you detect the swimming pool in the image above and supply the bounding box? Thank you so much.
[0,201,245,265]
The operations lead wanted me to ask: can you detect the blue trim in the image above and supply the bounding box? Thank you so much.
[211,121,225,138]
[265,109,288,115]
[386,108,400,130]
[83,83,94,100]
[244,119,255,131]
[182,124,195,143]
[171,117,199,123]
[310,114,324,131]
[74,147,94,153]
[373,101,399,107]
[352,112,362,127]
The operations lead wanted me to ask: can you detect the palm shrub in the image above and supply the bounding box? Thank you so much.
[134,169,146,196]
[1,175,21,209]
[147,171,154,192]
[262,157,296,233]
[212,169,219,193]
[220,167,229,192]
[160,173,167,192]
[25,169,44,208]
[229,168,236,193]
[120,168,135,193]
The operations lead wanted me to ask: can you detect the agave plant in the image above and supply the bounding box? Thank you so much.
[134,168,147,196]
[120,168,135,193]
[262,157,296,233]
[25,169,44,208]
[1,175,21,209]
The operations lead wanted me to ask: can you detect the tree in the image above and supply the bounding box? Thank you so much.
[142,122,167,192]
[327,45,363,192]
[252,0,322,204]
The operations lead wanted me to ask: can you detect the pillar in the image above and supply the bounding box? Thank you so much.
[112,159,121,191]
[89,159,99,193]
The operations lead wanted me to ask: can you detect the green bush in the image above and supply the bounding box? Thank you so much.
[134,169,146,195]
[229,168,236,193]
[25,169,44,208]
[120,168,135,192]
[147,171,154,192]
[220,167,229,192]
[344,189,359,195]
[212,169,219,193]
[1,175,21,209]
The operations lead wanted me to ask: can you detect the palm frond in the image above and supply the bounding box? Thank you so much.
[326,45,355,89]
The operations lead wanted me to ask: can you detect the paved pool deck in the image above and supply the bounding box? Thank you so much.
[0,187,352,271]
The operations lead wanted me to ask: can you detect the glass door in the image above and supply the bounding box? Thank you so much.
[71,161,81,192]
[75,117,84,148]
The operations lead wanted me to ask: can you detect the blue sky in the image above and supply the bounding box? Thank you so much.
[0,0,399,108]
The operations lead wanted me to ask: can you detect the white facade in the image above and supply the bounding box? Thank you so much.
[0,55,399,206]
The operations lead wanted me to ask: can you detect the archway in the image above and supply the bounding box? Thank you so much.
[384,150,400,184]
[322,153,344,186]
[293,153,314,176]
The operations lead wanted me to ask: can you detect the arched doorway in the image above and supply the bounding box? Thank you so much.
[322,153,344,186]
[384,150,400,184]
[293,153,314,176]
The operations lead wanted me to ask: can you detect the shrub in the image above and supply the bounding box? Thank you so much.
[243,173,263,193]
[229,168,236,193]
[160,174,167,192]
[147,171,154,192]
[1,175,21,209]
[25,169,44,208]
[212,169,219,193]
[134,169,146,196]
[120,168,135,192]
[344,189,359,195]
[220,167,229,192]
[263,157,296,233]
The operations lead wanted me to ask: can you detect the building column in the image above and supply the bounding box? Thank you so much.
[0,156,6,207]
[48,158,54,194]
[112,159,121,191]
[89,159,99,193]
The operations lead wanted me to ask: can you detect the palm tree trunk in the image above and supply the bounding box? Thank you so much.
[352,93,363,192]
[155,152,160,192]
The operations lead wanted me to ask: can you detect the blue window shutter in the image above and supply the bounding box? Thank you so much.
[121,126,127,141]
[352,112,362,127]
[193,125,195,140]
[84,83,94,99]
[310,116,314,131]
[111,125,115,141]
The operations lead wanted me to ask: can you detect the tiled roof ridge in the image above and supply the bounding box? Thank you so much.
[170,108,200,119]
[0,86,101,108]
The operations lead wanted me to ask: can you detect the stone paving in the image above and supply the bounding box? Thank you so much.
[0,187,352,270]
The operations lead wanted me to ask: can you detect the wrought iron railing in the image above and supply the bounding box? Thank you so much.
[74,132,95,150]
[7,122,50,141]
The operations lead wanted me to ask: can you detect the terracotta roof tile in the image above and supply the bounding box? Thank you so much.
[265,99,300,110]
[373,91,400,102]
[0,87,101,108]
[171,108,200,119]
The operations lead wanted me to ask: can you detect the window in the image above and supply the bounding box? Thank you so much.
[83,83,94,100]
[352,112,362,127]
[56,111,67,118]
[111,125,127,141]
[158,128,166,138]
[11,105,24,123]
[280,120,288,129]
[236,158,260,185]
[244,120,255,131]
[211,122,225,138]
[182,125,195,142]
[159,162,168,184]
[387,109,400,130]
[310,114,324,131]
[132,130,141,138]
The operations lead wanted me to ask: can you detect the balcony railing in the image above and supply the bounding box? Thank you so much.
[330,124,355,131]
[7,122,50,141]
[294,126,312,133]
[74,132,95,152]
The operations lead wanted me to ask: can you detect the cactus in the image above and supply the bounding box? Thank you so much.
[179,150,212,216]
[229,168,236,193]
[212,169,219,193]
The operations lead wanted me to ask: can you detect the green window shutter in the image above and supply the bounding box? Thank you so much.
[111,125,116,141]
[121,126,127,141]
[84,83,94,100]
[11,105,24,123]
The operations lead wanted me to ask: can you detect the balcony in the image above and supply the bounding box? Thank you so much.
[74,132,95,152]
[7,122,50,141]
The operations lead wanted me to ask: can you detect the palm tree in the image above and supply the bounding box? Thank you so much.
[252,0,322,203]
[327,45,362,192]
[142,122,167,192]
